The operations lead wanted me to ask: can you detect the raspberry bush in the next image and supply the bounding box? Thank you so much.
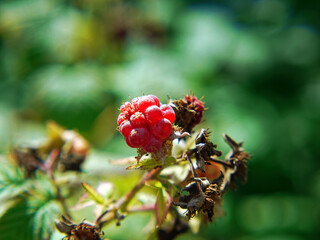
[0,93,250,240]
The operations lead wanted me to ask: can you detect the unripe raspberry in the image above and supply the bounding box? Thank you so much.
[160,104,175,123]
[138,96,157,113]
[150,118,172,140]
[144,106,162,125]
[148,95,160,107]
[117,113,127,126]
[130,112,146,127]
[128,127,150,148]
[142,136,163,153]
[120,121,133,138]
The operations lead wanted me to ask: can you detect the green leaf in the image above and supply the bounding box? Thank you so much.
[81,182,105,205]
[155,187,170,228]
[32,200,61,240]
[0,200,34,240]
[0,161,31,204]
[0,198,21,218]
[126,156,177,170]
[0,197,61,240]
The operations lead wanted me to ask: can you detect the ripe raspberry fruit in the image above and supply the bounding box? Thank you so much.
[125,136,135,148]
[142,136,163,153]
[131,97,140,110]
[119,121,133,138]
[145,106,162,125]
[120,101,135,117]
[117,113,127,126]
[160,104,175,123]
[150,118,172,140]
[128,127,150,148]
[138,96,157,113]
[130,112,146,127]
[117,94,175,153]
[148,95,160,107]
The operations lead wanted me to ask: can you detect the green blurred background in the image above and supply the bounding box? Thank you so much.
[0,0,319,239]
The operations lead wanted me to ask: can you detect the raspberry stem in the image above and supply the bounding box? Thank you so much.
[95,167,162,226]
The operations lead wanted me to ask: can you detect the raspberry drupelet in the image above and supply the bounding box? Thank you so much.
[118,95,175,152]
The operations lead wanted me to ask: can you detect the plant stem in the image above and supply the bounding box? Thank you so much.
[184,153,202,193]
[208,157,234,168]
[47,149,72,219]
[95,167,161,226]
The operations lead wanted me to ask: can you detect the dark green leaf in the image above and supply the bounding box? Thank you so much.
[0,200,34,240]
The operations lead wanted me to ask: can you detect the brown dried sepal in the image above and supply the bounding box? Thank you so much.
[57,130,90,172]
[55,217,104,240]
[175,175,222,222]
[188,129,222,172]
[223,134,251,189]
[170,95,205,133]
[10,147,43,177]
[58,152,86,172]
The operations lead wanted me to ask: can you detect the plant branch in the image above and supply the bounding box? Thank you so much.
[208,157,235,168]
[95,167,161,226]
[184,153,202,193]
[47,149,72,219]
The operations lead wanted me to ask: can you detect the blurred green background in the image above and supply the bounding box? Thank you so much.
[0,0,319,239]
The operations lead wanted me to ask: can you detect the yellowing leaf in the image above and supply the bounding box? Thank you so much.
[126,156,176,170]
[81,183,104,205]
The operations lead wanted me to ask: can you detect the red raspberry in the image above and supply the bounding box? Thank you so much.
[160,104,175,123]
[130,112,146,127]
[117,113,127,126]
[138,96,157,113]
[148,95,160,107]
[119,121,133,138]
[128,127,150,148]
[118,95,176,153]
[142,136,163,153]
[125,136,135,148]
[120,101,135,117]
[150,118,172,140]
[144,106,162,125]
[132,97,140,110]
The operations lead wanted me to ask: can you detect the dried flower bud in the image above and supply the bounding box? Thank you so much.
[222,134,250,189]
[170,95,205,133]
[174,174,222,222]
[10,147,43,177]
[55,217,104,240]
[58,130,90,172]
[186,129,222,172]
